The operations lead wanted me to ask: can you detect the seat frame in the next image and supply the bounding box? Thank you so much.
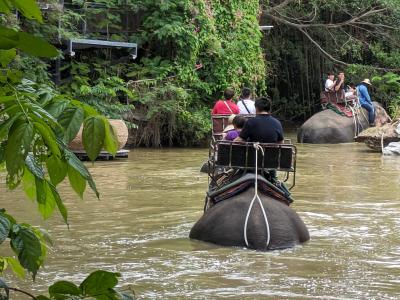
[207,140,297,190]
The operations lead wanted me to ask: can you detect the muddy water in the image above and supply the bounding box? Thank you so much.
[1,141,400,299]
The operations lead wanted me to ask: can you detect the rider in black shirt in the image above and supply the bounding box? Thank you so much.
[234,97,284,143]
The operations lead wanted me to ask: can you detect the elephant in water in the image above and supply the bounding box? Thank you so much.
[297,102,391,143]
[190,187,310,251]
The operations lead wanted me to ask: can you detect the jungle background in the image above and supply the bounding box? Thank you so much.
[4,0,400,148]
[1,0,400,298]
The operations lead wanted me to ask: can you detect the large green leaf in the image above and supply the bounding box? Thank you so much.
[10,226,43,279]
[35,177,46,207]
[0,112,23,140]
[59,140,99,199]
[47,182,68,224]
[80,270,120,297]
[49,281,81,298]
[46,155,67,186]
[22,167,36,201]
[44,99,69,118]
[33,121,61,157]
[36,180,56,220]
[0,213,11,243]
[0,48,16,67]
[0,0,12,14]
[0,25,19,49]
[0,26,57,57]
[67,165,86,199]
[58,107,84,143]
[102,117,118,156]
[5,121,34,176]
[4,257,25,278]
[10,0,42,21]
[69,154,99,199]
[17,32,58,57]
[82,116,105,161]
[25,153,45,179]
[70,100,99,118]
[31,103,59,125]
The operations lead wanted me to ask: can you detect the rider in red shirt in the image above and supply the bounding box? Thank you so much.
[212,88,240,115]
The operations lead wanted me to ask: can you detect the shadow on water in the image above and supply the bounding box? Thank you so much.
[1,141,400,299]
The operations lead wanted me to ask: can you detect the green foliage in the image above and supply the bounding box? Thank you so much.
[43,0,266,146]
[346,66,400,118]
[0,211,48,279]
[62,59,137,128]
[38,270,134,299]
[0,270,134,299]
[0,0,124,293]
[0,25,57,57]
[264,0,400,119]
[57,106,85,144]
[82,116,105,161]
[126,0,265,145]
[1,0,43,22]
[372,72,400,119]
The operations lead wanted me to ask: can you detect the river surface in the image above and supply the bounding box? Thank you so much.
[1,139,400,299]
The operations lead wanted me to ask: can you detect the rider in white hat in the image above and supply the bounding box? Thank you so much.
[362,78,372,86]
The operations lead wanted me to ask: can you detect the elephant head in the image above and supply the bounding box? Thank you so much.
[190,187,310,251]
[373,102,391,127]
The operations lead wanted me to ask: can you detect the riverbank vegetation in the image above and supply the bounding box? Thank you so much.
[0,1,133,298]
[4,1,400,147]
[9,0,266,147]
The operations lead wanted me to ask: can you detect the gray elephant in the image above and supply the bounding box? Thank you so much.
[297,102,391,143]
[190,186,309,251]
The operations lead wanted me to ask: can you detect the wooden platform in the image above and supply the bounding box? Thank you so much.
[72,149,129,161]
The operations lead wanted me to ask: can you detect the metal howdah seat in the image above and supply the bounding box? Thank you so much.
[212,114,256,141]
[214,141,297,188]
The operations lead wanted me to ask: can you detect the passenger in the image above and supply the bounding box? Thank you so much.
[224,116,246,141]
[234,97,283,143]
[233,97,284,184]
[325,72,336,92]
[237,87,256,114]
[345,83,357,101]
[221,114,236,139]
[334,71,346,102]
[212,88,240,115]
[357,79,375,126]
[334,71,345,92]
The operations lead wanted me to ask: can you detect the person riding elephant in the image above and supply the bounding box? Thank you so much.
[357,79,375,126]
[297,102,391,144]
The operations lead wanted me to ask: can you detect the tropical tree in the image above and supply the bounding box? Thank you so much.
[0,1,133,298]
[262,0,400,119]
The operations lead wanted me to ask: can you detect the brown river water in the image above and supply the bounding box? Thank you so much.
[1,139,400,299]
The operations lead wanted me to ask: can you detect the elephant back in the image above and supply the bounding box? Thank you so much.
[190,187,309,251]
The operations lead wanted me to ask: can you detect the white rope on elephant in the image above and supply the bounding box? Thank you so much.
[349,105,359,137]
[243,142,271,248]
